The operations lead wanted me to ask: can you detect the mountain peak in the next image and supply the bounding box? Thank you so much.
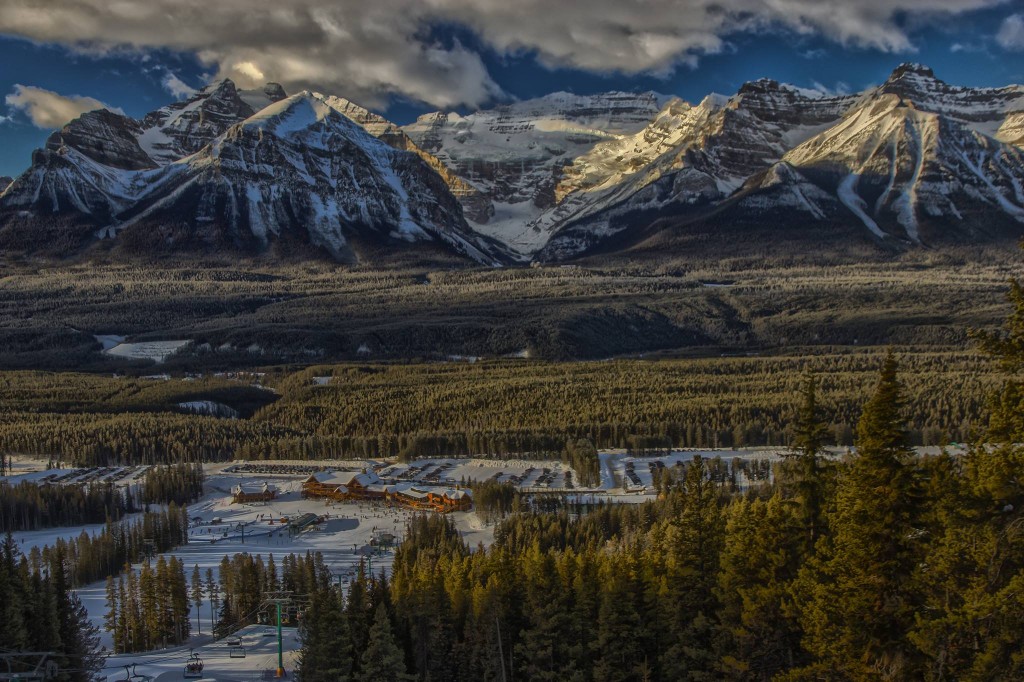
[239,91,365,141]
[887,63,937,82]
[263,83,287,100]
[877,63,947,104]
[198,78,238,96]
[738,78,782,94]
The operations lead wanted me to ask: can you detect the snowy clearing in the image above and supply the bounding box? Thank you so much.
[104,340,192,363]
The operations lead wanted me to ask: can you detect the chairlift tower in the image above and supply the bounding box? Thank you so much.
[261,592,293,678]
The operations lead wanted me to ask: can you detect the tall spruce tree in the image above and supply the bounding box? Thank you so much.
[912,272,1024,679]
[359,603,412,682]
[299,587,353,682]
[593,551,647,682]
[658,455,724,680]
[794,353,922,679]
[191,564,203,636]
[786,373,829,552]
[718,495,806,680]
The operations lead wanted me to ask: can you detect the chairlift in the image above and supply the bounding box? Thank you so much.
[229,646,247,659]
[116,664,154,682]
[183,650,205,679]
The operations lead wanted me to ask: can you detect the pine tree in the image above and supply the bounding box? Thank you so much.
[205,567,218,634]
[49,544,102,681]
[785,372,829,552]
[345,563,372,677]
[359,603,411,682]
[658,456,724,680]
[299,587,353,682]
[513,546,576,681]
[170,557,191,644]
[908,273,1024,679]
[104,575,118,644]
[718,495,805,680]
[0,533,28,651]
[794,353,922,679]
[116,577,128,653]
[593,552,647,682]
[191,564,203,636]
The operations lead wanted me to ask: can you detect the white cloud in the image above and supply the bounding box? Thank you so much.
[997,14,1024,51]
[161,72,197,100]
[4,85,121,128]
[0,0,1007,109]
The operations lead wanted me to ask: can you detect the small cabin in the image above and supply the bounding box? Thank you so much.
[231,482,277,504]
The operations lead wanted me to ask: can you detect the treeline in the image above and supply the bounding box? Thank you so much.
[0,479,137,533]
[39,505,190,587]
[0,463,203,532]
[104,555,191,652]
[138,462,204,506]
[0,351,996,466]
[297,346,1024,679]
[261,352,993,458]
[0,535,103,682]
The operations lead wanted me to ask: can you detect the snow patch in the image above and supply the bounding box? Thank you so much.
[837,174,887,238]
[104,339,191,363]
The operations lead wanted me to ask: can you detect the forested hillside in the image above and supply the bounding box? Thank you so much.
[296,341,1024,680]
[0,351,999,466]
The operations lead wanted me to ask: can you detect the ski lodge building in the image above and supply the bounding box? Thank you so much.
[231,482,277,504]
[301,470,471,512]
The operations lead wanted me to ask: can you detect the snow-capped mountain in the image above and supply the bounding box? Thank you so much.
[531,81,857,257]
[0,82,501,263]
[109,92,500,263]
[533,64,1024,259]
[0,109,155,227]
[875,63,1024,140]
[0,81,285,227]
[402,91,667,253]
[1,64,1022,264]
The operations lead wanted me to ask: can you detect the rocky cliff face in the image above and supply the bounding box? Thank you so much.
[324,96,493,223]
[0,110,156,226]
[137,80,286,165]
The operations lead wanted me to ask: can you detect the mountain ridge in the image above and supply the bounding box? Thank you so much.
[1,64,1023,264]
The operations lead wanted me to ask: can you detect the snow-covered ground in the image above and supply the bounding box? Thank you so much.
[104,339,191,363]
[97,623,299,682]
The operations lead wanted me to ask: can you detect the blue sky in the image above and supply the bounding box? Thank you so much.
[1,2,1022,178]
